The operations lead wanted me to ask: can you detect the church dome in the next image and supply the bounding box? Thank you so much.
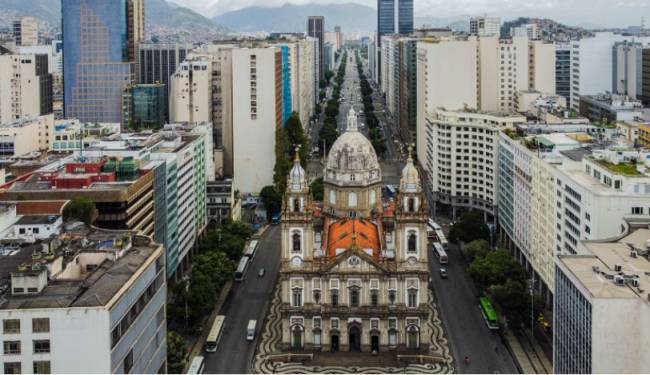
[288,149,307,192]
[400,148,420,193]
[324,108,381,187]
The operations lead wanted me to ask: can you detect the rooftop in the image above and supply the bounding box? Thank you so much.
[0,224,161,310]
[558,228,650,301]
[327,218,381,258]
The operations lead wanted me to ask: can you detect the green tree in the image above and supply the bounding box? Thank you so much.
[310,177,324,201]
[324,70,335,83]
[62,197,97,225]
[273,127,291,193]
[167,331,187,374]
[468,250,527,290]
[465,239,491,262]
[285,112,309,164]
[448,211,491,244]
[260,185,282,221]
[488,279,530,327]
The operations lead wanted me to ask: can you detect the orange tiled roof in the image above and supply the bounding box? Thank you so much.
[327,218,380,257]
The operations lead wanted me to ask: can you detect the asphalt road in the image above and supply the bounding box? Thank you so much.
[429,217,519,374]
[204,226,281,374]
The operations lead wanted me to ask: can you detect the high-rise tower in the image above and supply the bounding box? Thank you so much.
[62,0,144,123]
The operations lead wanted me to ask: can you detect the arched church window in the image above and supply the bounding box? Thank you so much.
[294,198,301,212]
[408,198,415,212]
[292,231,301,252]
[348,192,357,207]
[407,231,417,253]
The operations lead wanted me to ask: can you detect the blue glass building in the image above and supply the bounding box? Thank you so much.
[62,0,135,123]
[279,45,293,125]
[377,0,414,45]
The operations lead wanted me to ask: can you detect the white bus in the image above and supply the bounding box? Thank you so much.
[235,256,251,281]
[246,320,257,341]
[435,229,448,250]
[205,315,226,353]
[244,240,259,260]
[432,242,449,264]
[187,356,205,374]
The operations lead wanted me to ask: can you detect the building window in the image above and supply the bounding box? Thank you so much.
[329,190,336,204]
[331,290,339,306]
[371,290,379,307]
[3,341,21,355]
[388,290,396,305]
[408,289,418,308]
[408,198,415,212]
[350,287,360,307]
[313,290,321,304]
[124,349,134,373]
[4,363,21,374]
[3,319,20,334]
[32,318,50,333]
[33,361,50,374]
[407,231,417,252]
[348,192,357,207]
[33,340,50,354]
[292,231,301,252]
[292,288,303,307]
[632,207,643,215]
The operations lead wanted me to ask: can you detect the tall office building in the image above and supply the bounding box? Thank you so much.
[137,43,193,88]
[377,0,414,45]
[643,47,650,106]
[613,41,646,100]
[307,16,324,81]
[556,44,572,103]
[62,0,144,123]
[13,17,38,46]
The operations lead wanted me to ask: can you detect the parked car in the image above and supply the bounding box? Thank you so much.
[439,267,448,279]
[258,268,266,278]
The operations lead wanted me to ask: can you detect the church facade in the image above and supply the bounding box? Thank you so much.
[278,109,431,353]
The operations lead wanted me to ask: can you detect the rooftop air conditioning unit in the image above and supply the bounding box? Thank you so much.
[614,264,622,272]
[630,279,640,288]
[592,265,600,273]
[614,275,625,286]
[631,251,638,258]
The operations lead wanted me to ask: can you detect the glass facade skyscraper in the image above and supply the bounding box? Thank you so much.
[377,0,414,45]
[62,0,139,123]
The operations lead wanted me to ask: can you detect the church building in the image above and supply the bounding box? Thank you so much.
[278,108,431,353]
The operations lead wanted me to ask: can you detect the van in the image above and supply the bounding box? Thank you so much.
[246,320,257,341]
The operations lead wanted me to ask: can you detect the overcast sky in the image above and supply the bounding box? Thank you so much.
[169,0,650,28]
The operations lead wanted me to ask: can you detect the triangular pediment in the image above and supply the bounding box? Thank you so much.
[323,247,390,274]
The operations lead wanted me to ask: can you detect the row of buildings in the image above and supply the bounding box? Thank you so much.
[368,15,650,374]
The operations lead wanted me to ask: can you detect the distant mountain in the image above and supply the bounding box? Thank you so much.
[0,0,218,30]
[213,3,376,33]
[415,15,470,32]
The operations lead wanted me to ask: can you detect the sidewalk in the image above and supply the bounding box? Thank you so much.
[502,329,552,374]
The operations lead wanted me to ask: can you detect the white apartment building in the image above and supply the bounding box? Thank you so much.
[380,36,400,117]
[422,109,526,218]
[13,17,38,47]
[613,41,647,100]
[0,227,166,374]
[478,37,556,112]
[0,54,47,123]
[0,114,54,158]
[554,228,650,374]
[231,47,282,194]
[498,128,650,298]
[569,32,650,109]
[469,16,501,37]
[416,38,479,165]
[18,44,62,75]
[510,24,539,40]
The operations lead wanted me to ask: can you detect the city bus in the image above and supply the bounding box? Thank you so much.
[244,240,259,260]
[187,356,205,374]
[432,242,448,264]
[435,229,448,250]
[234,256,251,281]
[205,315,226,353]
[479,297,500,330]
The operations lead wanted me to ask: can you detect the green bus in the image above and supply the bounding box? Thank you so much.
[479,297,500,330]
